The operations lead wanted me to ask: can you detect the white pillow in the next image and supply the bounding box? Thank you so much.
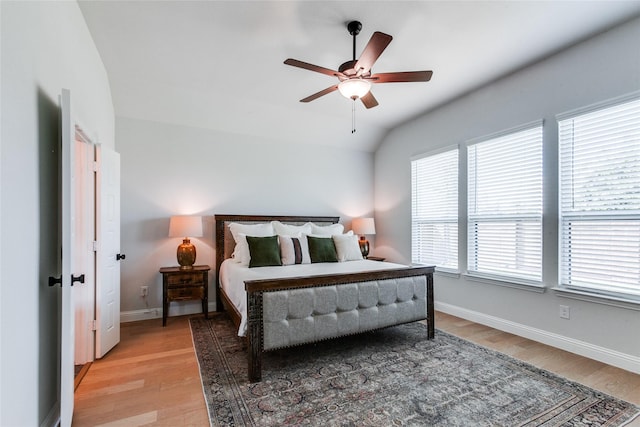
[229,222,274,242]
[310,222,344,236]
[228,223,274,264]
[279,235,311,265]
[232,234,250,265]
[271,221,312,236]
[332,234,364,262]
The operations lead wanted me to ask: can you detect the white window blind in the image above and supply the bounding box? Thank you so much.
[467,124,543,282]
[411,148,459,270]
[559,96,640,298]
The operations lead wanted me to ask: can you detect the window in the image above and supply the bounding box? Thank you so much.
[558,96,640,299]
[467,124,543,282]
[411,147,459,271]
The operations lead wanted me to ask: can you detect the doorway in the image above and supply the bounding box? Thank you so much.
[72,128,96,384]
[59,89,121,426]
[70,127,122,386]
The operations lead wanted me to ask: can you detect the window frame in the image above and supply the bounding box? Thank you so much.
[557,92,640,301]
[466,121,544,285]
[411,145,460,273]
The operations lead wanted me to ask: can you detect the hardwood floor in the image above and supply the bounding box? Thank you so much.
[73,311,640,426]
[73,316,208,426]
[435,312,640,407]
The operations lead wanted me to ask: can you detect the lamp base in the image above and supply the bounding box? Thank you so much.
[177,238,197,270]
[358,236,370,258]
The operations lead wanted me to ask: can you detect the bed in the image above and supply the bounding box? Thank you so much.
[214,214,435,382]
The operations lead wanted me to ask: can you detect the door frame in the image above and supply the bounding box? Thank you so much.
[59,89,120,426]
[73,128,97,366]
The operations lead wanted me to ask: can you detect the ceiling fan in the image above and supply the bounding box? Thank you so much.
[284,20,433,109]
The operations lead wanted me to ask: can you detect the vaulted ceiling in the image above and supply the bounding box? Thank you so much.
[79,1,640,152]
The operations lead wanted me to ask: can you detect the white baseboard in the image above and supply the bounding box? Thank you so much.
[435,301,640,375]
[121,308,162,323]
[120,302,218,323]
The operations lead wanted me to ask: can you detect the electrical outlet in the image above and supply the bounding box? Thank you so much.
[559,305,570,319]
[141,286,149,297]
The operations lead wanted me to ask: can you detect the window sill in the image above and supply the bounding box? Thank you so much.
[434,269,461,279]
[464,273,546,293]
[552,287,640,311]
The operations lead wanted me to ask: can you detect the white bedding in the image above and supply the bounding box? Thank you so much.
[219,258,409,336]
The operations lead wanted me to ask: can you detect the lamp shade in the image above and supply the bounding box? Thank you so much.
[338,79,372,100]
[169,215,203,238]
[352,217,376,235]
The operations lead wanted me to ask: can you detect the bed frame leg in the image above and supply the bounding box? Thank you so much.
[247,290,264,382]
[248,341,262,382]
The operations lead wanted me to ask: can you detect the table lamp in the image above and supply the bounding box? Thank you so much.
[352,217,376,258]
[169,215,203,270]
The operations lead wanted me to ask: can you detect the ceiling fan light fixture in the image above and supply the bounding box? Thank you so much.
[338,78,371,100]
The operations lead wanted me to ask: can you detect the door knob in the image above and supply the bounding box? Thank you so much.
[116,253,126,261]
[71,274,85,286]
[48,276,62,287]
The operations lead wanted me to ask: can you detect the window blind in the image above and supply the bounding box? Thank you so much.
[559,96,640,298]
[411,148,459,270]
[467,125,543,282]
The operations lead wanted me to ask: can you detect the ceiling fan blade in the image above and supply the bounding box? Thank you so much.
[360,91,379,109]
[369,70,433,83]
[354,31,393,75]
[300,85,339,103]
[284,58,345,79]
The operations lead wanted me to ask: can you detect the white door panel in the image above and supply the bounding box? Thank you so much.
[73,136,96,365]
[96,145,121,358]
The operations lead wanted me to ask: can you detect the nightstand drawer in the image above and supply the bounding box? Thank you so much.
[166,273,202,286]
[167,286,204,300]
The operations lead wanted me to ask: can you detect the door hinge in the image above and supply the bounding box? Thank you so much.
[93,161,99,172]
[92,240,98,252]
[90,319,97,331]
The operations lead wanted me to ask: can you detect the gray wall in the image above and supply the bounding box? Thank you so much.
[0,2,114,425]
[116,117,375,319]
[375,18,640,371]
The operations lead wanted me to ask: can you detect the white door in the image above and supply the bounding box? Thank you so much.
[96,145,121,358]
[60,88,77,427]
[74,133,96,365]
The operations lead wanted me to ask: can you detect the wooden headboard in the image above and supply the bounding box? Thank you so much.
[213,214,340,311]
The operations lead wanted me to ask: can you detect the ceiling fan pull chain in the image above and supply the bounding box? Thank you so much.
[352,99,356,133]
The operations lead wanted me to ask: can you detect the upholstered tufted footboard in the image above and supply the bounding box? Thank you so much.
[245,266,434,382]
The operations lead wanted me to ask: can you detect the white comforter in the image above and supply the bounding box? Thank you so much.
[219,259,408,336]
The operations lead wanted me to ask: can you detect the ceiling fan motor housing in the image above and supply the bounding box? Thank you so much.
[339,60,367,78]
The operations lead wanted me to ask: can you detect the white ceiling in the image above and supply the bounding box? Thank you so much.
[79,1,640,152]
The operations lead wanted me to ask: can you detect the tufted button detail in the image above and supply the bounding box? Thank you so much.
[261,275,428,351]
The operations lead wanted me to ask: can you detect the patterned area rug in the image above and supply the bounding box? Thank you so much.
[190,313,639,426]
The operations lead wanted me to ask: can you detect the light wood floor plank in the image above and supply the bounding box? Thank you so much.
[73,316,209,427]
[73,311,639,426]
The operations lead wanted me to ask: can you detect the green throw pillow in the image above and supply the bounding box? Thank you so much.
[247,235,282,268]
[307,235,339,263]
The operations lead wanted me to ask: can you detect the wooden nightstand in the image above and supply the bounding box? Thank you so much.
[160,265,210,326]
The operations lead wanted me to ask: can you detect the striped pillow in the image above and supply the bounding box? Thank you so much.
[279,235,310,265]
